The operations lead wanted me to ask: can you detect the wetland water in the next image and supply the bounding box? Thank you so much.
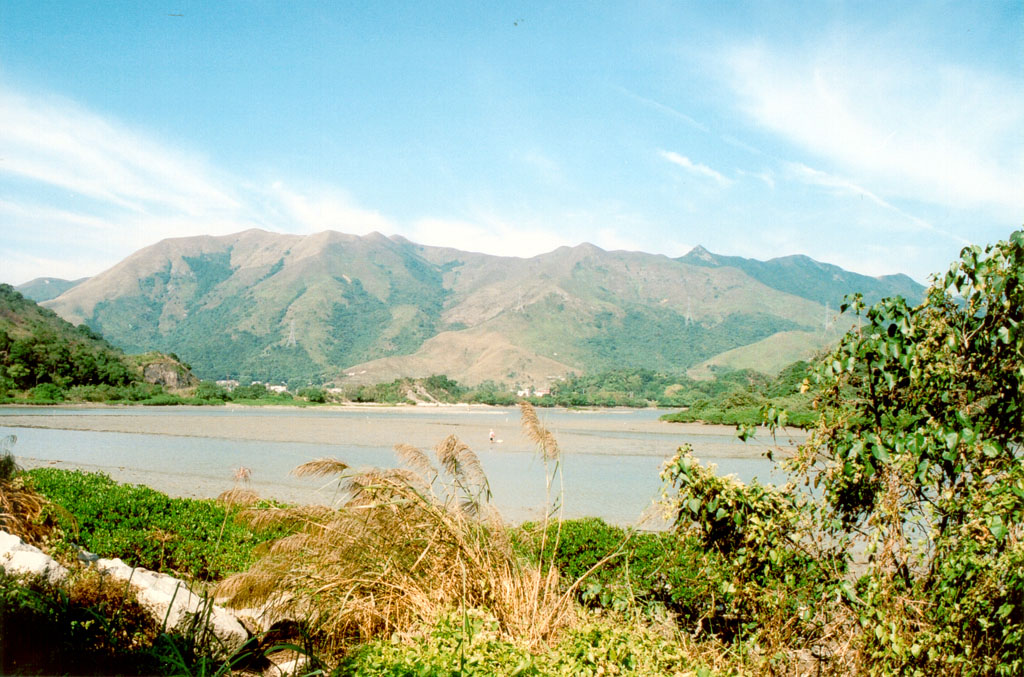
[0,405,805,526]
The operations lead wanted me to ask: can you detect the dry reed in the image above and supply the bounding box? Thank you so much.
[0,435,55,546]
[216,417,572,657]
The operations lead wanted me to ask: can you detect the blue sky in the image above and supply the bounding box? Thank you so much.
[1,1,1021,285]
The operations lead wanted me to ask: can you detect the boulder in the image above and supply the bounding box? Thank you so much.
[96,557,249,654]
[0,530,69,584]
[142,360,198,389]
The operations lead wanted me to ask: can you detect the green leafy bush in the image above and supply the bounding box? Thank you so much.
[336,611,706,676]
[519,518,744,632]
[194,380,229,402]
[784,230,1024,673]
[27,469,283,581]
[28,382,64,403]
[297,386,326,403]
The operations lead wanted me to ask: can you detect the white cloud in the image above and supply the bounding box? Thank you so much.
[737,168,775,189]
[0,88,239,216]
[516,150,565,187]
[268,182,394,234]
[408,216,573,258]
[590,227,644,253]
[724,43,1024,219]
[659,150,732,186]
[785,162,898,211]
[0,85,271,282]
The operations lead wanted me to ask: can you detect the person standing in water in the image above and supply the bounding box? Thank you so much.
[489,429,495,443]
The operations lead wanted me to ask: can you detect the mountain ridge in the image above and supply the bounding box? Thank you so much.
[39,229,925,386]
[678,245,924,308]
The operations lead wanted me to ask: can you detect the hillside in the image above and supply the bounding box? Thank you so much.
[678,245,925,308]
[42,229,922,386]
[15,277,88,303]
[0,284,195,399]
[0,283,133,392]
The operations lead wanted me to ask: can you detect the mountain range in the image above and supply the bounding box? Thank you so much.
[28,229,924,387]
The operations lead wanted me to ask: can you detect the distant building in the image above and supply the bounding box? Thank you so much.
[216,379,239,390]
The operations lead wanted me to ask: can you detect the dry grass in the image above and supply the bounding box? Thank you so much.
[216,411,574,657]
[0,434,56,546]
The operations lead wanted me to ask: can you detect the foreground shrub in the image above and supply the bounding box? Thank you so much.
[519,517,731,627]
[0,568,159,675]
[787,230,1024,674]
[336,611,712,676]
[656,230,1024,673]
[28,382,64,403]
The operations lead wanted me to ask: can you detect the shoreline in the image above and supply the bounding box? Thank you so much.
[0,405,803,463]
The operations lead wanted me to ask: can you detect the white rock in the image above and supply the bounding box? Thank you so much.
[0,530,69,584]
[0,531,249,655]
[96,557,250,655]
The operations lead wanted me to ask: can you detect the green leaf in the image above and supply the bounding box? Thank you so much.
[872,445,891,463]
[988,516,1009,541]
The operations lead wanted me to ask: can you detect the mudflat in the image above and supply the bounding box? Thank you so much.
[0,404,804,459]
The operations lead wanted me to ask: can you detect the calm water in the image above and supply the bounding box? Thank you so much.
[0,406,794,526]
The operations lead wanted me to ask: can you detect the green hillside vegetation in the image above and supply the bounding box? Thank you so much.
[333,367,810,410]
[0,278,822,416]
[661,360,819,427]
[0,284,193,404]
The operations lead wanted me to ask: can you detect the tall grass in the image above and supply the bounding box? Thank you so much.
[216,405,575,658]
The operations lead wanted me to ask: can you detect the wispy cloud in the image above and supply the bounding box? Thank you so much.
[784,162,969,244]
[0,84,606,284]
[785,162,896,210]
[737,168,775,189]
[616,87,708,132]
[269,182,394,234]
[659,150,731,186]
[723,43,1024,219]
[0,85,419,281]
[0,88,239,216]
[516,149,565,187]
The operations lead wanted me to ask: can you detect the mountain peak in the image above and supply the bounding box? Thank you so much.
[682,245,718,264]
